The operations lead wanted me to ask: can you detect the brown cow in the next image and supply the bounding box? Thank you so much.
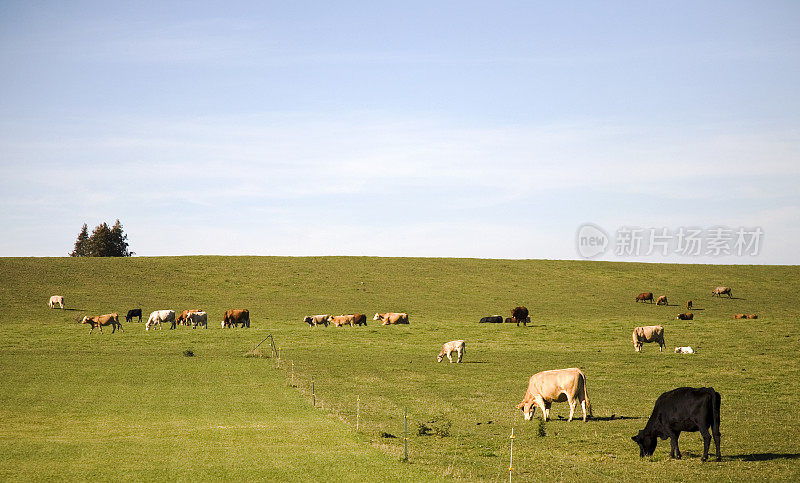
[331,315,355,327]
[516,368,592,422]
[512,306,529,326]
[177,309,202,326]
[636,292,654,303]
[732,314,747,319]
[373,312,409,325]
[632,325,665,352]
[222,309,250,328]
[656,296,668,306]
[712,287,733,298]
[676,313,694,320]
[352,314,367,326]
[746,314,758,319]
[81,313,122,334]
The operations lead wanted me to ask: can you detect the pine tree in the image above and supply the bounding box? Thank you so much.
[89,222,114,256]
[110,219,133,257]
[70,224,90,257]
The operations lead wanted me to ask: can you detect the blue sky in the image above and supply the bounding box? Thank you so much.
[1,1,798,263]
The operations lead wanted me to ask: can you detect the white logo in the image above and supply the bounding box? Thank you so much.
[576,223,609,259]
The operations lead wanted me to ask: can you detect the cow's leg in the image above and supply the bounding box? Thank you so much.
[581,399,588,422]
[447,352,453,363]
[567,397,576,422]
[669,432,681,459]
[712,428,721,461]
[457,349,462,363]
[535,397,548,421]
[700,426,712,462]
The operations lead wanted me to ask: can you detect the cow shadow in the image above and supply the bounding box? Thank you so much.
[63,308,83,312]
[462,361,487,364]
[588,415,641,421]
[729,453,800,462]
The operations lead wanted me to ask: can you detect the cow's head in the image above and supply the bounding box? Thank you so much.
[632,430,657,457]
[221,320,226,328]
[80,316,88,324]
[436,351,444,363]
[373,313,382,321]
[516,401,535,420]
[303,316,313,325]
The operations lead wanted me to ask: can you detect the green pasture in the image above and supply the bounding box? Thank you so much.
[0,257,798,481]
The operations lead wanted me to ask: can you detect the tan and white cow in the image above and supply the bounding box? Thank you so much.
[81,313,122,334]
[373,312,409,325]
[712,286,733,298]
[146,310,175,331]
[632,325,665,352]
[516,368,592,422]
[437,340,465,363]
[304,314,332,327]
[48,295,65,309]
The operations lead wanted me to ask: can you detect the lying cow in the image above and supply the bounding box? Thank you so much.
[674,346,694,354]
[374,312,409,325]
[636,292,654,303]
[222,309,250,328]
[676,313,693,320]
[516,368,592,422]
[437,340,465,363]
[81,313,122,334]
[632,387,721,462]
[511,306,529,326]
[125,308,142,323]
[479,315,503,324]
[732,314,747,319]
[632,325,665,352]
[747,314,758,319]
[48,295,65,309]
[177,309,202,326]
[304,314,332,327]
[146,310,175,331]
[712,286,732,298]
[656,295,668,306]
[187,311,208,329]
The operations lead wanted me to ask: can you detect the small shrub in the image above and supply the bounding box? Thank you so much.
[379,431,396,438]
[417,422,432,436]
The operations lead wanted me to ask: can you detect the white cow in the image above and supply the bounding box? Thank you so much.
[146,310,175,331]
[632,325,665,352]
[516,368,593,422]
[437,340,465,363]
[48,295,65,309]
[674,346,695,354]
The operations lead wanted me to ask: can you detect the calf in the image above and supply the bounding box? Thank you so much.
[632,387,721,461]
[437,340,465,363]
[674,346,694,354]
[125,308,142,323]
[636,292,654,303]
[81,313,122,334]
[479,315,504,324]
[632,325,665,352]
[676,313,693,320]
[48,295,65,309]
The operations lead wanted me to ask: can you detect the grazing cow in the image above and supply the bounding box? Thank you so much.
[222,309,250,328]
[746,314,758,319]
[632,325,665,352]
[352,314,367,326]
[186,311,207,329]
[516,368,592,422]
[712,286,733,298]
[732,314,747,319]
[656,295,668,306]
[303,314,332,327]
[479,315,504,324]
[373,312,409,325]
[81,313,122,334]
[676,313,693,320]
[511,306,529,326]
[48,295,65,309]
[636,292,654,303]
[437,340,465,363]
[632,387,721,462]
[687,300,693,310]
[176,309,202,326]
[125,309,142,323]
[146,310,175,331]
[674,346,695,354]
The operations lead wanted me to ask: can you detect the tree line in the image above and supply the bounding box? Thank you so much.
[70,220,134,257]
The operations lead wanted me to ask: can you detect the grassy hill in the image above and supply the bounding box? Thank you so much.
[1,257,798,481]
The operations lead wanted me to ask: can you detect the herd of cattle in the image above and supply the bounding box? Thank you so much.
[48,283,752,462]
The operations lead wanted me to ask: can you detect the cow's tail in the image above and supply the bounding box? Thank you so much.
[581,370,593,417]
[711,388,721,434]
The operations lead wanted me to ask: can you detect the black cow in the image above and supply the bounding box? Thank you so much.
[511,306,529,326]
[126,308,142,323]
[479,315,503,323]
[632,387,721,462]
